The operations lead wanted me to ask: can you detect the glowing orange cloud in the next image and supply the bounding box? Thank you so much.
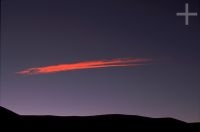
[17,58,152,75]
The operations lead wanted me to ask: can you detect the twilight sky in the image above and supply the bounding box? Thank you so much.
[1,0,200,122]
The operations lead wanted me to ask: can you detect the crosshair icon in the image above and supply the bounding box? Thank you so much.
[176,3,198,25]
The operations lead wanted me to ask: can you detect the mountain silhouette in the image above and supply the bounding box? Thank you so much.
[1,106,199,131]
[0,106,19,119]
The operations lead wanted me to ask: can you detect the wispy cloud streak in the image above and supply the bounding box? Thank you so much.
[17,58,152,75]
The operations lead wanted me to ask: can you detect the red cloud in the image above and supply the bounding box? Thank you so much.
[17,58,152,75]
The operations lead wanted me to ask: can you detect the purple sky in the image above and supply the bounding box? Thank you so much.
[1,0,200,122]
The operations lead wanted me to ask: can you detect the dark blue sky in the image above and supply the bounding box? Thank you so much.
[1,0,200,122]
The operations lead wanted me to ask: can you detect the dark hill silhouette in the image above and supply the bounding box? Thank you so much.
[0,106,19,119]
[1,106,199,131]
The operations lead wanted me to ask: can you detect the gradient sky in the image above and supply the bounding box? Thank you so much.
[1,0,200,122]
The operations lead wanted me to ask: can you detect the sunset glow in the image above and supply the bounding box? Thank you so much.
[17,58,152,75]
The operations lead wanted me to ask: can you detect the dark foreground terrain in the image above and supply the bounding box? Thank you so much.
[1,106,199,131]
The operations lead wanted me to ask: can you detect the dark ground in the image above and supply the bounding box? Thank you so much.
[1,106,199,131]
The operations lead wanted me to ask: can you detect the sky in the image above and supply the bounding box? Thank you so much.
[1,0,200,122]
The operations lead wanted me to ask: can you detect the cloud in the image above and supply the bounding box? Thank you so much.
[17,58,152,75]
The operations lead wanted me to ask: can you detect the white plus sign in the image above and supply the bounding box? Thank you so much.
[176,3,198,25]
